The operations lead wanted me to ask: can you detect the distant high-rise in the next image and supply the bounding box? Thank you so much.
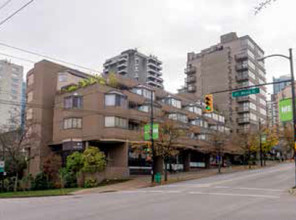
[181,32,267,133]
[273,75,291,95]
[103,49,164,89]
[0,60,24,130]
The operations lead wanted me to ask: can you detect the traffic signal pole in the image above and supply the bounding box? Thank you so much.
[150,90,155,183]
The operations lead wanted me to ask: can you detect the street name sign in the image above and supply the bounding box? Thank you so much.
[232,88,260,97]
[0,161,5,173]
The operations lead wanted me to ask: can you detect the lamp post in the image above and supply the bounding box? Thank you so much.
[258,48,296,187]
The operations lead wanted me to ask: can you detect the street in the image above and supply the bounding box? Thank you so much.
[0,163,295,220]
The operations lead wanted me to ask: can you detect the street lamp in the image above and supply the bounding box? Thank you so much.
[258,48,296,187]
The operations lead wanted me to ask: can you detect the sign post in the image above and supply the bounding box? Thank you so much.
[232,88,260,97]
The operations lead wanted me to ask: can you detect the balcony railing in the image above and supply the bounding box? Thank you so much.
[237,106,250,113]
[236,96,251,102]
[235,53,248,61]
[185,66,196,74]
[187,85,196,92]
[186,76,196,83]
[238,117,250,124]
[235,63,248,71]
[236,74,249,81]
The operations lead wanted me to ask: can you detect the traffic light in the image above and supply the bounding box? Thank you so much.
[204,94,213,113]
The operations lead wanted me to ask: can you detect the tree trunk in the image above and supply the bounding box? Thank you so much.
[14,173,18,192]
[164,159,168,182]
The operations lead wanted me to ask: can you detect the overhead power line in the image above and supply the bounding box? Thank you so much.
[0,41,101,73]
[0,0,34,28]
[0,0,13,11]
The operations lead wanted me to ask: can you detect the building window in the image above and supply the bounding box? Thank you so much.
[26,108,33,120]
[27,91,33,102]
[163,97,181,109]
[64,96,83,109]
[63,118,82,129]
[132,87,155,100]
[58,72,68,82]
[168,113,188,123]
[12,78,19,83]
[27,74,34,86]
[187,105,202,115]
[105,116,128,128]
[105,92,127,107]
[138,105,150,112]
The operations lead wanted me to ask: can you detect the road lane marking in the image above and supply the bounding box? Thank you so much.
[213,186,286,192]
[188,191,280,199]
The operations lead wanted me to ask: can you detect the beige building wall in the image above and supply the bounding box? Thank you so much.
[0,60,23,130]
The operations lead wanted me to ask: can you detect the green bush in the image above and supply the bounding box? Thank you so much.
[84,177,97,188]
[31,172,54,190]
[64,172,77,188]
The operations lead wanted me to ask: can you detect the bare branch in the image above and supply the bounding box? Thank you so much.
[254,0,277,15]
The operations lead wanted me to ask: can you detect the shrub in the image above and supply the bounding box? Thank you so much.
[84,177,97,188]
[66,151,84,174]
[82,147,106,173]
[31,172,54,190]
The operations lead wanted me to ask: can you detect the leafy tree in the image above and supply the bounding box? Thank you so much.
[261,127,278,164]
[66,151,84,174]
[154,120,183,181]
[209,131,230,173]
[107,73,119,88]
[43,153,62,182]
[81,147,106,173]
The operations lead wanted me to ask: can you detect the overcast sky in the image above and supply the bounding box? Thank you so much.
[0,0,295,94]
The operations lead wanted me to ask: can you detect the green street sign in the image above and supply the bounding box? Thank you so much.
[232,88,260,97]
[144,124,159,141]
[261,134,267,143]
[279,99,293,122]
[0,161,4,173]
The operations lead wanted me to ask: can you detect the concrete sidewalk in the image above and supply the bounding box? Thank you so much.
[72,161,284,195]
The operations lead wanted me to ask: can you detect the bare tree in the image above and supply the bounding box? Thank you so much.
[255,0,277,14]
[0,115,40,191]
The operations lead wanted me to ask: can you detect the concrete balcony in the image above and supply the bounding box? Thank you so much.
[118,56,128,62]
[237,106,250,113]
[236,96,251,102]
[235,52,248,61]
[117,62,127,69]
[235,63,248,71]
[187,85,196,92]
[147,80,163,88]
[236,74,249,82]
[185,66,196,74]
[186,76,196,83]
[238,117,250,124]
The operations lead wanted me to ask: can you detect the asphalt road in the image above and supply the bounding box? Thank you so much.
[1,163,296,220]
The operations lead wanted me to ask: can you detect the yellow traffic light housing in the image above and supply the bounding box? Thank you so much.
[204,94,213,113]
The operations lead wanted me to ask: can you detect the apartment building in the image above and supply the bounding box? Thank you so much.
[273,75,291,95]
[26,60,231,177]
[182,32,267,133]
[103,49,164,89]
[0,60,24,130]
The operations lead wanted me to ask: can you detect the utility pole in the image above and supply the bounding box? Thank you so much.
[288,49,296,187]
[259,119,263,167]
[257,49,296,186]
[150,89,155,183]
